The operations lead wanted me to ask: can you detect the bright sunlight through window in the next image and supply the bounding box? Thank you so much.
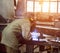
[35,2,41,12]
[42,2,49,12]
[50,2,57,13]
[58,2,60,13]
[27,0,60,13]
[27,1,33,12]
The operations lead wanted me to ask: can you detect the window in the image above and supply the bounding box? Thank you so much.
[27,1,33,12]
[50,2,57,13]
[42,2,49,12]
[58,2,60,13]
[27,0,60,13]
[35,2,41,12]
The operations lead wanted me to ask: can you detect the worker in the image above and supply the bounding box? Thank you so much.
[1,17,34,53]
[1,0,35,53]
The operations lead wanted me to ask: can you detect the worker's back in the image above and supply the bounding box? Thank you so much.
[1,18,31,50]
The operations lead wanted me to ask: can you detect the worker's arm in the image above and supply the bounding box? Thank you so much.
[21,22,31,40]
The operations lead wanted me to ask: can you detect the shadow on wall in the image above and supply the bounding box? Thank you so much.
[0,15,7,23]
[0,15,7,53]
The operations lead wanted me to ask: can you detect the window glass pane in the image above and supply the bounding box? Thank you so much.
[42,2,49,12]
[50,2,57,13]
[35,2,41,12]
[27,1,33,12]
[58,2,60,13]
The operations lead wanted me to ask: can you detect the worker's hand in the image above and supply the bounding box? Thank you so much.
[23,33,32,40]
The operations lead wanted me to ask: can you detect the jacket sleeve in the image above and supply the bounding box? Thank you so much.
[21,22,31,40]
